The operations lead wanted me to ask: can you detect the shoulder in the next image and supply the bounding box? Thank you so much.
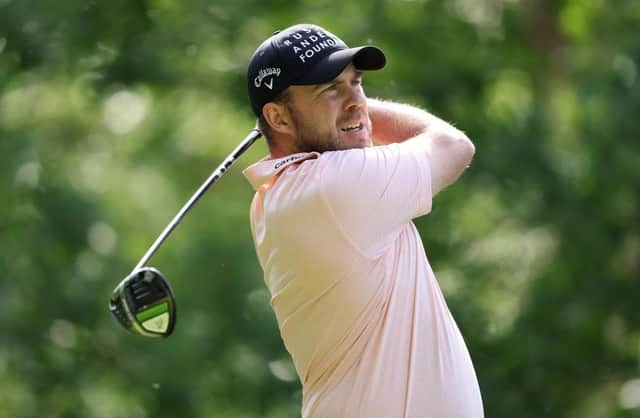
[316,143,424,185]
[316,144,402,171]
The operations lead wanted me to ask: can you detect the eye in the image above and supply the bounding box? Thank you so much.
[323,83,338,93]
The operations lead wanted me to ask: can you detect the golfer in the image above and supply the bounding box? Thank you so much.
[243,23,484,418]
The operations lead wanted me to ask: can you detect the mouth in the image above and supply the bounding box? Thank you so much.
[340,122,363,133]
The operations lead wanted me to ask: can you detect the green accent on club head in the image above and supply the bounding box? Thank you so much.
[136,302,169,322]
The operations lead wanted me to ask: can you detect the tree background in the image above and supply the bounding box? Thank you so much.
[1,0,639,417]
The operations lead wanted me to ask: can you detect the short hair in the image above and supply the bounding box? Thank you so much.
[257,89,292,146]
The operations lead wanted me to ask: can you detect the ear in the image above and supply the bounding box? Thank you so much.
[262,102,295,137]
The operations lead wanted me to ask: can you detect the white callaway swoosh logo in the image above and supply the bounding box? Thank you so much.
[254,67,281,89]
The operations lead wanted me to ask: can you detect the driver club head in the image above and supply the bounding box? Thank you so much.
[109,267,176,338]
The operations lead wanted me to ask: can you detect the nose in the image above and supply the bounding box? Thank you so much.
[344,84,366,112]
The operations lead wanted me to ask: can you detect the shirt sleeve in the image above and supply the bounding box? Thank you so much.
[319,141,433,257]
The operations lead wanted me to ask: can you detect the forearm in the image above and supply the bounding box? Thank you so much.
[367,98,475,195]
[368,98,465,145]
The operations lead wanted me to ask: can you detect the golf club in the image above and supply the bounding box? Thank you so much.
[109,129,263,338]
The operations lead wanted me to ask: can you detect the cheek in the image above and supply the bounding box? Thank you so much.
[301,97,342,135]
[315,107,339,132]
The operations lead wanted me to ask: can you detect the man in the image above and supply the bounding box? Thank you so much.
[243,23,483,418]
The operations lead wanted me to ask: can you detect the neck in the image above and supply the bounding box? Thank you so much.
[268,133,300,159]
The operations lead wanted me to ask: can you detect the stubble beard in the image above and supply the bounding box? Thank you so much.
[288,108,372,153]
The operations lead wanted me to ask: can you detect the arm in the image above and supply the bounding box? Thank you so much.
[367,98,475,195]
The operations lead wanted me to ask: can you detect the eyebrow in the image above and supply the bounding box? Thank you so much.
[313,70,364,92]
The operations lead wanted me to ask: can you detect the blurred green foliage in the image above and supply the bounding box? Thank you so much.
[1,0,639,417]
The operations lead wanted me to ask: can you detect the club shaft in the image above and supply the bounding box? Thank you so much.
[132,129,262,272]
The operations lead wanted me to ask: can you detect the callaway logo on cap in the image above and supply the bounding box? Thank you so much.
[247,23,386,116]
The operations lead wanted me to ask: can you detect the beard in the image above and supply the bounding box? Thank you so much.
[286,104,371,153]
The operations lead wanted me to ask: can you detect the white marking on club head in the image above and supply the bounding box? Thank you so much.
[142,313,169,333]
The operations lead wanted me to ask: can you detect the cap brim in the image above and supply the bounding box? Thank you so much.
[294,46,386,86]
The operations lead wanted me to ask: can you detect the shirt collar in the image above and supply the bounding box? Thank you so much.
[243,152,320,190]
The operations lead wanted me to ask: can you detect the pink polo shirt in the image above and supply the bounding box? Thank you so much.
[243,141,483,418]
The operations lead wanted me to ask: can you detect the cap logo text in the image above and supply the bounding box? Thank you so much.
[254,67,281,90]
[282,30,339,63]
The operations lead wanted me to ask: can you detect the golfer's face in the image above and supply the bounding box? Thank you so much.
[286,64,373,152]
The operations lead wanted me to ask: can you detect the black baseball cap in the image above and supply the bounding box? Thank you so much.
[247,23,386,116]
